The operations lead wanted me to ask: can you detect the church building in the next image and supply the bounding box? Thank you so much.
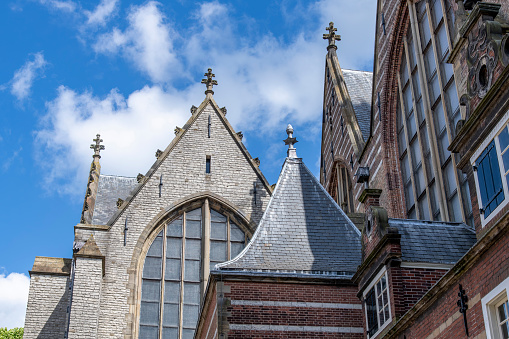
[22,0,509,338]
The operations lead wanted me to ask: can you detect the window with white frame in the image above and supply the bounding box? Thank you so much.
[364,268,391,338]
[482,276,509,339]
[472,114,509,226]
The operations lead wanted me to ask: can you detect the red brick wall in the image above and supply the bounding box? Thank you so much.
[224,281,364,339]
[392,224,509,339]
[196,283,217,339]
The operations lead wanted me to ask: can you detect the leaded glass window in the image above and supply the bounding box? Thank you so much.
[396,0,472,225]
[139,205,246,339]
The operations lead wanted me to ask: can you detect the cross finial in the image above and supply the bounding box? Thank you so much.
[90,134,105,158]
[323,22,341,50]
[201,68,218,97]
[284,124,298,158]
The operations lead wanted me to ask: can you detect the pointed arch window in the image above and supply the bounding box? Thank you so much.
[396,0,472,225]
[139,204,247,339]
[329,162,354,214]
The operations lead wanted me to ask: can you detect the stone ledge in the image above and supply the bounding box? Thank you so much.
[29,257,72,276]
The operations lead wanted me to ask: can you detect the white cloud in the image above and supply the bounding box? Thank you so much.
[36,84,204,196]
[93,1,182,83]
[0,272,30,329]
[11,52,47,101]
[37,0,376,195]
[2,147,22,172]
[38,0,77,12]
[84,0,118,27]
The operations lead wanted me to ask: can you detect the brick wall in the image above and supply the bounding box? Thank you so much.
[221,280,364,338]
[23,274,70,339]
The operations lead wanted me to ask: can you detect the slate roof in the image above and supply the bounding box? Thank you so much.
[343,69,372,142]
[217,157,362,276]
[389,218,477,264]
[92,174,138,225]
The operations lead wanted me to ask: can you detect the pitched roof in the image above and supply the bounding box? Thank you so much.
[388,218,477,264]
[217,157,362,276]
[91,175,138,225]
[342,69,372,142]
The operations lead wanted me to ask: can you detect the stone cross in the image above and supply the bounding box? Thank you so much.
[323,22,341,49]
[284,124,298,158]
[90,134,105,158]
[201,68,218,97]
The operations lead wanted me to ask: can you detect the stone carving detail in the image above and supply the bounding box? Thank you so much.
[155,149,163,159]
[221,107,227,115]
[190,105,198,114]
[174,126,183,135]
[116,198,124,209]
[467,20,497,99]
[236,131,243,140]
[253,157,260,166]
[136,173,144,183]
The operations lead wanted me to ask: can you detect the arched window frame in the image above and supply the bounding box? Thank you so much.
[134,197,252,339]
[395,0,473,225]
[329,161,354,214]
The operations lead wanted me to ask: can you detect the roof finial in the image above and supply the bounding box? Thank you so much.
[90,134,105,158]
[284,124,298,158]
[201,68,218,98]
[323,22,341,50]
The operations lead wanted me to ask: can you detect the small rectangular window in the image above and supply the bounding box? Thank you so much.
[476,141,504,217]
[364,269,392,338]
[206,156,211,174]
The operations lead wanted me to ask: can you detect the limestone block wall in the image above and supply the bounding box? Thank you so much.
[72,101,272,338]
[68,257,103,339]
[23,274,70,339]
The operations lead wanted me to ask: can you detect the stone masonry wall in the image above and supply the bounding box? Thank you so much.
[71,100,271,338]
[23,274,70,339]
[68,257,103,339]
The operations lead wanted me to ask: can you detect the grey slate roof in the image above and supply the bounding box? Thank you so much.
[389,218,477,265]
[343,69,372,142]
[217,157,362,275]
[92,174,138,225]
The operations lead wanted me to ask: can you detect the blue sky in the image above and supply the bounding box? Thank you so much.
[0,0,375,328]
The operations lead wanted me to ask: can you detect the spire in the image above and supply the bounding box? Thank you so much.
[323,22,341,50]
[81,134,103,224]
[284,124,298,158]
[201,68,218,98]
[90,134,105,158]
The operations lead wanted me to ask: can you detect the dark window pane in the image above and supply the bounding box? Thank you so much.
[211,241,227,262]
[167,218,182,237]
[139,326,159,339]
[164,258,181,281]
[230,222,245,242]
[184,283,201,305]
[365,288,378,336]
[182,329,195,339]
[166,238,182,259]
[141,280,161,302]
[140,301,160,326]
[211,221,227,240]
[147,233,163,257]
[143,257,162,279]
[185,239,201,260]
[182,304,200,328]
[186,220,201,238]
[206,157,211,173]
[210,210,226,222]
[477,141,504,217]
[186,208,202,220]
[162,303,179,327]
[231,242,245,259]
[184,260,200,282]
[164,281,180,303]
[162,327,178,339]
[500,128,509,152]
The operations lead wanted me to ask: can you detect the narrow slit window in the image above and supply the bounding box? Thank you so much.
[206,156,211,174]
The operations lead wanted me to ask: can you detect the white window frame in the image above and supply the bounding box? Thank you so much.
[470,110,509,227]
[482,276,509,339]
[363,266,392,339]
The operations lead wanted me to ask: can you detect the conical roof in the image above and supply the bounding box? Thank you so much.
[217,138,362,276]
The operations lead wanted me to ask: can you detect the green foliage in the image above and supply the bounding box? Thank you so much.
[0,328,24,339]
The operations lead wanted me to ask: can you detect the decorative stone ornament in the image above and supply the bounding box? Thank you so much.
[355,167,370,189]
[116,198,124,209]
[323,22,341,50]
[284,124,298,158]
[253,157,260,166]
[190,105,198,114]
[90,134,105,158]
[155,149,163,159]
[221,107,227,115]
[174,126,183,135]
[136,173,144,183]
[236,131,243,140]
[201,68,218,97]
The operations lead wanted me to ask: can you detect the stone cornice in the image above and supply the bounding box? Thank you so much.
[29,256,72,277]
